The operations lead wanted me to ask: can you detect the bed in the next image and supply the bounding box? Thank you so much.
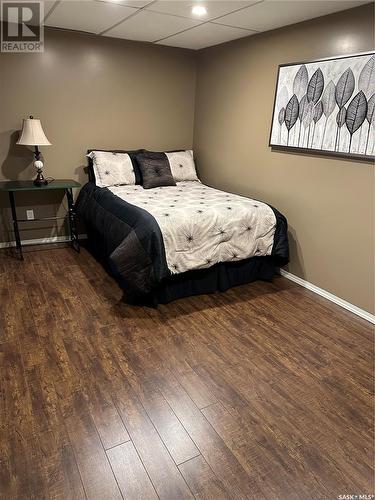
[76,149,289,305]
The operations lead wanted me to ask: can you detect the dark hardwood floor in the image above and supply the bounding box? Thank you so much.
[0,246,373,499]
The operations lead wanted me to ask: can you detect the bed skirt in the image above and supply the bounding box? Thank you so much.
[108,252,278,306]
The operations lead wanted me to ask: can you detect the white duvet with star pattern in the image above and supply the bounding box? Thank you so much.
[109,181,276,275]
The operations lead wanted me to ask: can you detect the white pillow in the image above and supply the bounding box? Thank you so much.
[165,150,199,182]
[88,151,136,188]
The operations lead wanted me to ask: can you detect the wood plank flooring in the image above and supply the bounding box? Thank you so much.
[0,246,373,499]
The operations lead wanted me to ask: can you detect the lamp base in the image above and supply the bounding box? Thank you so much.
[33,155,48,186]
[34,171,48,187]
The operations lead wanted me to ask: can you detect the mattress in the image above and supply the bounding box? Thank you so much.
[109,181,276,275]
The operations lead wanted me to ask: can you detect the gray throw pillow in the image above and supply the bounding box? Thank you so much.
[137,153,176,189]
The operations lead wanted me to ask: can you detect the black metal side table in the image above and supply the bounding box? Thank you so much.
[0,179,81,260]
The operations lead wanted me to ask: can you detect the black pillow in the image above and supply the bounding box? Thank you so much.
[136,152,176,189]
[87,149,144,185]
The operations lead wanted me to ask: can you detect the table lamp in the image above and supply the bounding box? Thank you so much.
[17,116,51,186]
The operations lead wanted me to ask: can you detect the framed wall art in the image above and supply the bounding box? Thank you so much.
[269,52,375,160]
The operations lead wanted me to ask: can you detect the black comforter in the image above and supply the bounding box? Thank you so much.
[76,182,289,301]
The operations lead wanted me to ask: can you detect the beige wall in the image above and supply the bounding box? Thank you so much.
[0,27,196,241]
[193,4,374,314]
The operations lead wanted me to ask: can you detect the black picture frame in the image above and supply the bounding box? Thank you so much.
[269,51,375,162]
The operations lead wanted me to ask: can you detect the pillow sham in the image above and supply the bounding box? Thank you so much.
[88,151,136,188]
[165,150,199,182]
[136,152,176,189]
[87,149,144,185]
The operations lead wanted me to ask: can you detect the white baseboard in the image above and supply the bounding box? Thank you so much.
[0,234,87,249]
[280,269,375,325]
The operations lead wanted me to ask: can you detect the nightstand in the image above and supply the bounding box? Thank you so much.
[0,179,81,260]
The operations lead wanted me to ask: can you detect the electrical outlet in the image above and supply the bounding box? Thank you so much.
[26,209,35,220]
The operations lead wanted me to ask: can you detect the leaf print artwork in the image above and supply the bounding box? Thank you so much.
[278,107,286,143]
[276,86,289,110]
[293,65,309,100]
[270,52,374,158]
[334,68,355,151]
[358,57,375,151]
[335,107,346,151]
[297,94,308,146]
[307,68,324,104]
[335,68,355,109]
[345,91,368,152]
[311,101,323,148]
[358,55,375,98]
[322,80,336,117]
[365,94,375,154]
[320,80,336,148]
[314,101,323,123]
[284,94,299,145]
[336,107,346,127]
[278,108,286,125]
[302,102,314,147]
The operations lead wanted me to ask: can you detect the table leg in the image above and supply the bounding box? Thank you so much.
[66,188,80,252]
[9,191,23,260]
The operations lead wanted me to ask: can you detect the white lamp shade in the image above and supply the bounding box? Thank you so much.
[17,117,51,146]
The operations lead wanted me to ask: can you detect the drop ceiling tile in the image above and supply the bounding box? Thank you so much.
[105,10,202,41]
[43,1,58,21]
[45,0,136,34]
[95,0,152,7]
[146,1,257,21]
[214,0,368,32]
[157,22,254,50]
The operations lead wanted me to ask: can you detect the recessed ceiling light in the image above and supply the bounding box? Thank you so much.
[192,4,207,16]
